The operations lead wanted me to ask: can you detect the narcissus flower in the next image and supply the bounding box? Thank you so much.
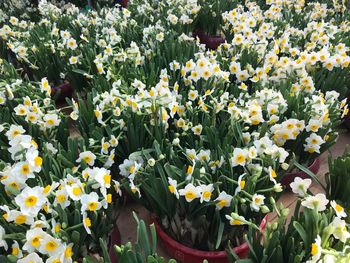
[14,186,47,217]
[179,183,200,202]
[290,177,312,197]
[215,191,233,210]
[301,193,329,212]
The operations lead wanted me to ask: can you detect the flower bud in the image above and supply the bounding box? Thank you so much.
[271,222,278,230]
[172,138,180,146]
[148,158,155,167]
[281,162,289,170]
[281,208,290,217]
[273,183,283,192]
[261,205,270,213]
[159,154,165,160]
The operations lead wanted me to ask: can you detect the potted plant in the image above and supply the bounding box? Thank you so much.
[116,62,289,261]
[325,150,350,215]
[228,190,350,262]
[0,127,122,262]
[191,0,237,50]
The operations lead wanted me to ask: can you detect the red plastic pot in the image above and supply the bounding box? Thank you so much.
[51,81,74,101]
[151,215,268,263]
[114,0,128,7]
[280,158,321,190]
[109,225,121,263]
[193,31,225,50]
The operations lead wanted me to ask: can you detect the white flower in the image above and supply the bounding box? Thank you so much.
[250,194,265,212]
[38,235,62,256]
[231,148,248,167]
[66,182,84,201]
[192,124,203,135]
[331,201,347,218]
[156,32,164,42]
[200,184,214,203]
[40,78,51,94]
[80,192,102,213]
[11,240,22,258]
[93,167,112,189]
[77,151,96,166]
[225,213,246,226]
[307,235,322,263]
[301,193,329,212]
[179,183,200,202]
[215,191,233,210]
[268,166,277,184]
[67,38,77,50]
[290,177,312,197]
[235,174,246,194]
[0,226,7,250]
[331,217,350,243]
[83,213,92,234]
[119,159,142,180]
[23,228,47,253]
[197,149,211,162]
[15,186,47,217]
[43,113,61,128]
[168,178,179,199]
[54,188,70,209]
[69,56,78,65]
[5,124,25,140]
[18,253,43,263]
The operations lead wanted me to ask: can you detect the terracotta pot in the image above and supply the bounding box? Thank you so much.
[51,81,74,101]
[193,31,225,50]
[280,158,321,190]
[151,215,268,263]
[109,225,121,263]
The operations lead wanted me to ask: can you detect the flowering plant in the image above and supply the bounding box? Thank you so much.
[0,124,122,261]
[115,212,177,263]
[325,150,350,215]
[230,176,350,262]
[116,64,290,251]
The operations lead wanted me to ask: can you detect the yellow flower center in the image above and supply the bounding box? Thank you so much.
[45,241,58,252]
[21,164,30,175]
[335,204,344,212]
[236,154,246,164]
[46,119,55,126]
[12,246,19,256]
[231,219,242,225]
[57,194,66,203]
[25,196,38,207]
[187,165,193,175]
[107,194,112,203]
[203,191,211,199]
[104,174,111,185]
[88,202,99,211]
[168,185,175,193]
[72,187,82,196]
[85,217,91,227]
[31,236,41,247]
[271,169,277,178]
[185,191,195,200]
[65,246,73,258]
[83,156,92,164]
[311,243,318,256]
[34,156,43,166]
[240,180,246,189]
[217,200,227,208]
